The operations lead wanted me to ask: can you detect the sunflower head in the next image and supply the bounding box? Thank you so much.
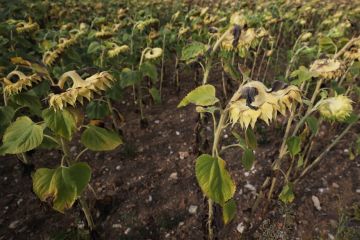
[16,20,39,33]
[2,71,42,96]
[309,59,344,79]
[344,40,360,61]
[318,95,353,122]
[95,26,114,39]
[107,44,130,58]
[230,12,247,27]
[229,81,301,129]
[49,71,115,110]
[144,48,163,60]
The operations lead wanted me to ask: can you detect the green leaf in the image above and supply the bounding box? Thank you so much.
[0,106,15,128]
[85,101,110,120]
[242,148,255,171]
[149,87,161,104]
[195,154,236,205]
[120,68,142,88]
[178,85,219,107]
[0,116,43,155]
[39,134,60,150]
[140,62,158,83]
[290,66,313,86]
[231,131,246,149]
[181,41,207,63]
[286,136,301,158]
[42,108,76,140]
[279,182,295,204]
[10,92,42,116]
[81,125,122,151]
[296,155,304,168]
[222,199,237,224]
[306,116,318,136]
[87,41,102,54]
[245,128,257,150]
[32,162,91,213]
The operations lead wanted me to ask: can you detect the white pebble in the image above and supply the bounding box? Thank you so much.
[188,205,198,214]
[312,195,321,211]
[124,228,131,235]
[169,172,178,181]
[236,222,245,233]
[115,165,121,171]
[154,120,160,124]
[176,131,180,136]
[244,183,256,192]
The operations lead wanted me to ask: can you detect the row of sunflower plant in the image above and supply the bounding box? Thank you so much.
[0,0,359,238]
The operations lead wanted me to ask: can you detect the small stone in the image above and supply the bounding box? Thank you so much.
[224,134,228,139]
[112,223,121,228]
[179,151,189,160]
[244,183,256,192]
[169,172,178,181]
[312,195,321,211]
[176,131,180,136]
[236,222,245,233]
[356,189,360,193]
[178,222,184,227]
[244,172,250,177]
[115,165,121,171]
[124,228,131,235]
[328,233,335,240]
[165,233,170,238]
[17,198,23,206]
[343,149,349,153]
[9,220,20,229]
[154,120,160,124]
[332,183,339,188]
[188,205,198,214]
[146,195,152,202]
[70,146,77,152]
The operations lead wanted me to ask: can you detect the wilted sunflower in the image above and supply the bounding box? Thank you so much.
[135,18,159,32]
[229,12,247,27]
[1,71,42,96]
[43,30,85,66]
[107,44,129,58]
[178,26,190,38]
[229,81,301,129]
[144,48,163,60]
[318,95,353,122]
[16,19,39,33]
[309,59,344,79]
[49,71,115,110]
[344,40,360,61]
[95,25,114,39]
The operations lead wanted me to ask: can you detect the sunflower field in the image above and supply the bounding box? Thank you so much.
[1,0,360,239]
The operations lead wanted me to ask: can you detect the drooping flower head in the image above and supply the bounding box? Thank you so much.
[229,81,301,128]
[318,95,353,122]
[309,59,344,79]
[144,48,163,60]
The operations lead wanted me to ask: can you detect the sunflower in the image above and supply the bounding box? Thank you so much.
[318,95,353,122]
[144,48,163,60]
[229,81,301,129]
[49,71,115,110]
[309,59,344,79]
[344,40,360,61]
[16,19,39,33]
[1,71,42,96]
[95,25,114,39]
[107,44,129,58]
